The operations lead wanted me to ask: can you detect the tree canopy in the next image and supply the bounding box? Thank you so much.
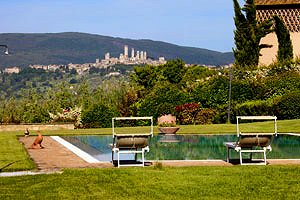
[233,0,273,68]
[273,15,293,64]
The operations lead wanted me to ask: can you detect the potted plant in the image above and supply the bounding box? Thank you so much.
[157,114,180,134]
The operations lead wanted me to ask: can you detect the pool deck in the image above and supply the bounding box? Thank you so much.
[20,136,300,171]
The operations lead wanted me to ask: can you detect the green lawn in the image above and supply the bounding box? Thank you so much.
[0,166,299,199]
[0,120,300,199]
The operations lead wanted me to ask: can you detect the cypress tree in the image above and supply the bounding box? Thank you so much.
[273,15,293,64]
[233,0,273,69]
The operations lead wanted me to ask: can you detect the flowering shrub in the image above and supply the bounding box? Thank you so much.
[176,103,201,125]
[49,106,82,128]
[176,103,216,125]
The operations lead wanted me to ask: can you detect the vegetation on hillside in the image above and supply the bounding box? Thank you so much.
[0,2,298,128]
[0,32,234,68]
[1,56,300,128]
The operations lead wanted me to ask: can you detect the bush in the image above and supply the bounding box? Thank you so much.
[138,82,189,121]
[175,103,216,125]
[263,70,300,98]
[194,108,216,125]
[273,91,300,120]
[192,76,229,108]
[176,103,201,125]
[81,104,118,128]
[233,100,274,117]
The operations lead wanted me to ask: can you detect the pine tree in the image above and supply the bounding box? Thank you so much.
[233,0,273,69]
[273,15,293,64]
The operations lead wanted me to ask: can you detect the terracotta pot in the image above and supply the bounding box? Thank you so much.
[158,127,180,134]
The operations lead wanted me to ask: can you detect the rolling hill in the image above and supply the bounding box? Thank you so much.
[0,32,234,68]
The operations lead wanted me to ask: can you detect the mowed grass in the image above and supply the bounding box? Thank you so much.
[0,166,299,199]
[0,133,35,172]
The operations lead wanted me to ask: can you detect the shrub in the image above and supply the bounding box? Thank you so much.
[176,103,216,125]
[233,100,273,117]
[49,106,82,128]
[81,104,118,128]
[176,103,201,125]
[273,91,300,120]
[194,108,216,125]
[192,76,229,108]
[263,70,300,98]
[138,82,189,121]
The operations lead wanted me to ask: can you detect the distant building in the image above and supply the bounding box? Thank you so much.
[256,0,300,65]
[105,52,110,60]
[131,48,135,58]
[4,67,20,74]
[124,45,128,58]
[96,45,166,67]
[159,57,165,63]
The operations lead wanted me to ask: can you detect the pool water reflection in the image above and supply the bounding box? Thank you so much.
[61,134,300,162]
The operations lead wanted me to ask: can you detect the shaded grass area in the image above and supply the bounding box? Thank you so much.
[0,134,35,172]
[0,166,299,199]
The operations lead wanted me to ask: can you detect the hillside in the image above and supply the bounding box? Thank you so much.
[0,32,234,68]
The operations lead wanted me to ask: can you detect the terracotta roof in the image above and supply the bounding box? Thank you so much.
[255,0,300,5]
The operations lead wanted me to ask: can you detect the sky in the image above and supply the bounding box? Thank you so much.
[1,0,245,52]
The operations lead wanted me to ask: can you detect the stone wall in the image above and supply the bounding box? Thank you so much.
[0,124,74,132]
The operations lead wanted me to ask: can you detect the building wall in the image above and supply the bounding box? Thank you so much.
[259,32,300,65]
[256,4,300,65]
[0,124,74,132]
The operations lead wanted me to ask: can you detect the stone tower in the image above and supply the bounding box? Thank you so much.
[124,45,128,59]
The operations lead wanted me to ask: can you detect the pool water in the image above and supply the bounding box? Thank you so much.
[61,134,300,162]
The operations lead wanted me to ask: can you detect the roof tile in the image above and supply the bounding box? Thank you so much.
[255,0,300,5]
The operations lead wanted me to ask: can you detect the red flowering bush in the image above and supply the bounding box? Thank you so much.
[176,103,215,125]
[176,103,201,125]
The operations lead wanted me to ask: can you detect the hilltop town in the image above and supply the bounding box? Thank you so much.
[2,45,167,75]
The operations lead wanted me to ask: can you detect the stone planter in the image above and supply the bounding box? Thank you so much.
[158,127,180,134]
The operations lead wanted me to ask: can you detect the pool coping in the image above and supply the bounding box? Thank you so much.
[51,136,101,163]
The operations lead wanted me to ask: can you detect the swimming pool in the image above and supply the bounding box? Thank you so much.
[60,134,300,162]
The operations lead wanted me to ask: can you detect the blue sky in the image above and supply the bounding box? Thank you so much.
[1,0,245,52]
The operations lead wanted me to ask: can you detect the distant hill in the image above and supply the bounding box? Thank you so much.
[0,32,234,68]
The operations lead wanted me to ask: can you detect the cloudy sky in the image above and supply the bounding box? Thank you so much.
[1,0,246,52]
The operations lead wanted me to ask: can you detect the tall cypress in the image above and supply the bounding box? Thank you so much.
[233,0,273,69]
[273,15,293,64]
